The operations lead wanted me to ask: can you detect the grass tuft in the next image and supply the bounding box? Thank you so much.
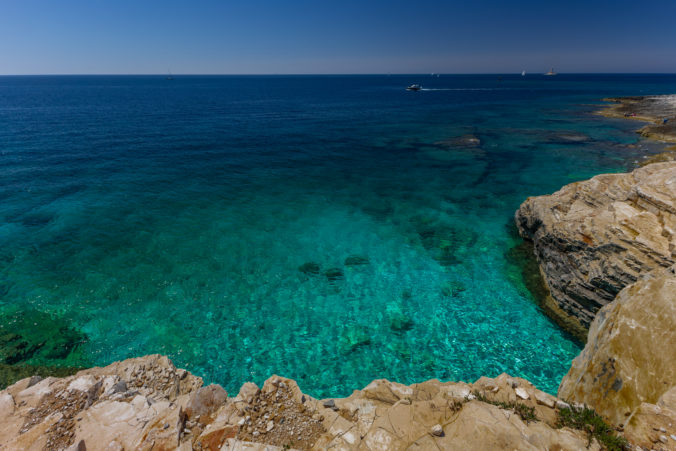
[556,405,628,451]
[472,390,538,423]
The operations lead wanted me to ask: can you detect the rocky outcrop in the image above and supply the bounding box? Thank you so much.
[558,264,676,430]
[600,95,676,143]
[515,161,676,337]
[0,356,605,450]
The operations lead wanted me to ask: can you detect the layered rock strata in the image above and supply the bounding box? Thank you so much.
[559,264,676,431]
[515,161,676,336]
[0,356,603,451]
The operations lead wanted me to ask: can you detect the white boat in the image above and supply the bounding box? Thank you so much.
[521,70,526,76]
[545,67,557,76]
[406,84,422,91]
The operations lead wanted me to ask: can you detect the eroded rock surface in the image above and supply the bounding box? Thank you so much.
[558,264,676,431]
[0,356,605,450]
[515,162,676,336]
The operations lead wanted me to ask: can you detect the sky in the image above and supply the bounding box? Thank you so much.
[1,0,675,74]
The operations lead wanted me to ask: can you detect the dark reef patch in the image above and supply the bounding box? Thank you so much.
[0,308,88,366]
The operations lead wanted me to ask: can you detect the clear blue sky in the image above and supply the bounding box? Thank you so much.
[1,0,674,74]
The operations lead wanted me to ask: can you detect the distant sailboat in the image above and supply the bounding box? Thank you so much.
[521,70,526,76]
[166,70,174,80]
[545,67,557,76]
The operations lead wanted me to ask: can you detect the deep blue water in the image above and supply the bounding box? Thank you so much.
[1,74,675,397]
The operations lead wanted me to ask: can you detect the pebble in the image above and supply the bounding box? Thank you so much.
[671,434,676,441]
[323,399,336,408]
[659,427,666,433]
[430,424,444,437]
[659,435,668,444]
[515,388,530,400]
[266,420,274,432]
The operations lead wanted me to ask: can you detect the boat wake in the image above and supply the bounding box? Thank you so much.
[420,87,513,91]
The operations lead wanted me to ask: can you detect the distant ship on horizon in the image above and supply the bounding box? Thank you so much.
[545,67,557,76]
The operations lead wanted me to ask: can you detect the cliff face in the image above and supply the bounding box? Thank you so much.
[558,264,676,431]
[515,162,676,335]
[0,356,600,451]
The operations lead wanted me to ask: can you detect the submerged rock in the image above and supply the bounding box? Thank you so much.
[298,262,321,275]
[410,215,477,267]
[344,255,369,266]
[440,280,467,297]
[323,268,344,281]
[337,325,371,354]
[515,162,676,335]
[387,310,414,332]
[0,309,87,366]
[434,134,482,149]
[544,131,593,144]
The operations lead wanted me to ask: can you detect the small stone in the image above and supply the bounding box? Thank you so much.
[534,391,555,408]
[659,427,666,433]
[491,386,499,393]
[515,388,529,400]
[323,399,335,408]
[659,435,668,444]
[430,424,444,437]
[252,431,260,438]
[266,420,274,432]
[670,434,676,441]
[555,400,570,410]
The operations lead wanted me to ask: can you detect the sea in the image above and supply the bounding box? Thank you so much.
[1,74,675,397]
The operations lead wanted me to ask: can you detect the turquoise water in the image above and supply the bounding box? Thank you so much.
[1,74,675,396]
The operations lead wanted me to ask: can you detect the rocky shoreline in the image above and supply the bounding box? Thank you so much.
[600,95,676,164]
[515,161,676,339]
[2,96,676,450]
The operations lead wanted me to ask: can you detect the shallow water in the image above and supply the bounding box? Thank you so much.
[1,74,675,396]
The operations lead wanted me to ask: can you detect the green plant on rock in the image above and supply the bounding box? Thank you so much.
[556,406,628,451]
[471,391,538,423]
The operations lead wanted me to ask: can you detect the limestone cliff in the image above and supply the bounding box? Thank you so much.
[515,162,676,336]
[558,264,676,432]
[0,356,603,451]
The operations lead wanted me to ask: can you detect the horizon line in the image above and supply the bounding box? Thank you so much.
[2,72,676,77]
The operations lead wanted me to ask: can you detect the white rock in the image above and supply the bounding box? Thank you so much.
[430,424,444,437]
[515,387,530,400]
[266,420,274,432]
[68,375,98,392]
[534,391,556,408]
[0,393,15,417]
[18,377,54,398]
[555,400,570,410]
